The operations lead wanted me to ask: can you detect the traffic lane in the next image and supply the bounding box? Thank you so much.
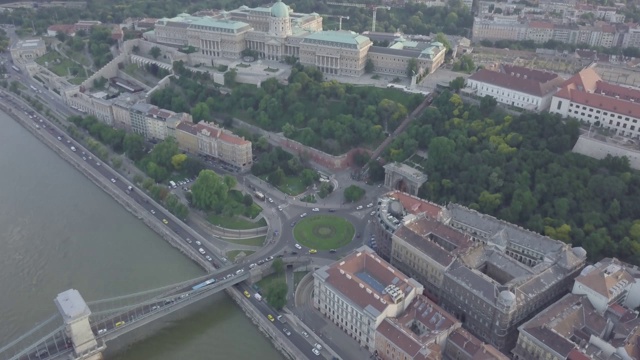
[238,284,323,358]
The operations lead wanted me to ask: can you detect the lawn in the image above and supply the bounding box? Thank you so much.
[226,249,255,261]
[35,51,83,78]
[222,236,266,247]
[246,203,263,219]
[293,215,355,250]
[259,174,307,196]
[207,214,267,230]
[257,272,286,291]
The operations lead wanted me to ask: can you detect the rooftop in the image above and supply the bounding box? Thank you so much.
[376,295,459,359]
[384,162,428,184]
[382,191,442,218]
[314,246,423,317]
[445,328,509,360]
[12,38,45,50]
[573,257,640,306]
[176,121,198,135]
[468,64,564,97]
[54,289,91,321]
[303,30,371,47]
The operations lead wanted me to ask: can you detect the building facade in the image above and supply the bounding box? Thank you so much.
[313,246,424,351]
[466,64,565,112]
[550,68,640,139]
[10,38,46,65]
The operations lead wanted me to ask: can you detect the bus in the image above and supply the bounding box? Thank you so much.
[11,65,20,72]
[254,191,265,201]
[192,278,216,290]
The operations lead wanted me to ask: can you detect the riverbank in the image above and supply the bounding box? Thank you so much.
[0,95,304,360]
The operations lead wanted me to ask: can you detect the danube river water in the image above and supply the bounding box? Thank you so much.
[0,111,283,360]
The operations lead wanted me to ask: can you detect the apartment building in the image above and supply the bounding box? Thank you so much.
[437,204,587,352]
[550,68,640,139]
[443,328,509,360]
[375,295,461,360]
[466,64,565,112]
[471,16,528,41]
[173,120,252,170]
[368,38,446,77]
[513,258,640,360]
[313,246,424,351]
[372,191,442,262]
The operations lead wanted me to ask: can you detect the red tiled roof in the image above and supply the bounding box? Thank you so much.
[219,131,250,146]
[386,191,442,218]
[468,65,564,97]
[555,68,640,119]
[176,121,198,135]
[529,21,554,29]
[48,24,76,35]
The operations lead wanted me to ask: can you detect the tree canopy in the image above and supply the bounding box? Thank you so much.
[391,91,640,265]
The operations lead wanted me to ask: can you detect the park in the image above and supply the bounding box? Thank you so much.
[293,215,355,250]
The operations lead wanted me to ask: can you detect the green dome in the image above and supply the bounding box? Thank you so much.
[271,0,289,18]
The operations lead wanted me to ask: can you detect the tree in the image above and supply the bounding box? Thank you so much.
[449,76,466,93]
[171,153,187,170]
[434,32,452,51]
[407,58,418,78]
[243,194,254,206]
[479,95,497,114]
[55,31,67,42]
[269,167,285,186]
[191,102,210,123]
[365,58,374,73]
[300,168,318,187]
[272,258,284,275]
[224,69,238,87]
[344,185,365,203]
[265,280,287,310]
[190,170,229,211]
[150,46,161,59]
[123,133,145,161]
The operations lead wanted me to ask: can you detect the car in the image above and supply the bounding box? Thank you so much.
[356,233,361,238]
[244,290,251,298]
[66,140,70,144]
[267,314,274,322]
[110,178,116,183]
[283,328,291,336]
[309,249,317,254]
[57,136,62,141]
[257,260,265,265]
[88,156,92,160]
[367,203,374,208]
[249,263,257,269]
[370,211,376,216]
[294,243,302,250]
[268,197,274,203]
[266,256,273,261]
[205,255,212,261]
[329,249,337,253]
[312,348,320,356]
[356,205,363,210]
[301,331,309,338]
[290,222,296,227]
[96,162,101,166]
[180,294,189,299]
[236,269,244,275]
[186,238,192,243]
[162,219,169,224]
[82,157,86,161]
[195,240,202,246]
[328,209,336,212]
[115,321,125,327]
[291,251,298,255]
[97,328,107,335]
[312,208,319,212]
[300,213,307,218]
[314,343,323,351]
[198,248,206,255]
[277,206,282,211]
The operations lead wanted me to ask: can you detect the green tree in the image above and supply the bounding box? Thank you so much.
[269,167,285,186]
[272,258,284,275]
[190,170,229,211]
[123,133,145,161]
[344,185,365,203]
[300,168,318,187]
[449,76,466,93]
[407,58,418,78]
[191,102,210,123]
[265,280,287,310]
[224,68,238,87]
[55,31,67,42]
[150,46,161,59]
[365,58,374,73]
[243,193,254,206]
[171,153,187,170]
[435,32,452,51]
[479,95,497,114]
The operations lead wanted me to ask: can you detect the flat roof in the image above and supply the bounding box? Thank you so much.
[303,30,371,47]
[55,289,91,321]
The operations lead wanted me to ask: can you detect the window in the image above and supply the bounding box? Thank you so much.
[556,101,562,110]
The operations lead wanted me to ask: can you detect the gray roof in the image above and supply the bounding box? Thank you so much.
[302,31,371,47]
[55,289,91,321]
[369,46,421,58]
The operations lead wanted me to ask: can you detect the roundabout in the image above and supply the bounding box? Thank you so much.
[293,215,355,250]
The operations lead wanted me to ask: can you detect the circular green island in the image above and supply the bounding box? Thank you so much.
[293,215,355,250]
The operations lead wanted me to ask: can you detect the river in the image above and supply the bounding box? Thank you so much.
[0,110,283,360]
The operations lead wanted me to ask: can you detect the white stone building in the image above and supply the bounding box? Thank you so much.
[466,64,565,112]
[313,246,423,351]
[10,38,46,65]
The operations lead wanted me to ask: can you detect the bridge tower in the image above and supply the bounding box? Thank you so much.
[54,289,105,360]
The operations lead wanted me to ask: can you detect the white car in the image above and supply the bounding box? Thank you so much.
[312,208,319,212]
[249,263,257,269]
[312,348,320,356]
[195,240,202,246]
[236,269,244,275]
[205,255,212,261]
[97,329,107,335]
[356,205,363,210]
[294,243,302,250]
[366,203,373,208]
[268,197,274,203]
[198,248,206,255]
[300,213,307,218]
[110,178,116,183]
[96,162,101,166]
[150,209,156,214]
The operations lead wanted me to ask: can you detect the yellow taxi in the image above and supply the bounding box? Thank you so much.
[309,249,317,254]
[115,321,125,327]
[162,219,169,224]
[244,290,251,298]
[267,314,274,322]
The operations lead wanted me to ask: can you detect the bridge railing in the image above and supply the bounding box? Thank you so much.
[0,314,64,360]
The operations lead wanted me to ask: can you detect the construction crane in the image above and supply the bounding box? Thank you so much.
[321,14,350,31]
[326,2,391,32]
